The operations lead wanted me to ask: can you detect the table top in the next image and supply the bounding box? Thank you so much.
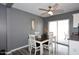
[36,38,48,43]
[36,38,48,41]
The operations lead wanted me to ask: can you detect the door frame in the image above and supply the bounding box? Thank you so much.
[48,19,70,55]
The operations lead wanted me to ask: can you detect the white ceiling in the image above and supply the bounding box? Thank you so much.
[11,3,79,17]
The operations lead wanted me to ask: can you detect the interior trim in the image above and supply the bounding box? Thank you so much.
[6,45,29,55]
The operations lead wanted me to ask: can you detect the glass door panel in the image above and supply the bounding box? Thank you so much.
[58,20,69,44]
[48,21,57,54]
[57,20,69,55]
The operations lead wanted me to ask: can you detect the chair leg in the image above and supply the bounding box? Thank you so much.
[49,45,53,55]
[49,49,51,55]
[29,46,31,55]
[30,49,31,55]
[35,49,36,55]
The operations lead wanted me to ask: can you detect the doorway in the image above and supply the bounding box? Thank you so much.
[48,19,69,55]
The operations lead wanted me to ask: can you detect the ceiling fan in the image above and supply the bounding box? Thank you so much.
[39,3,62,16]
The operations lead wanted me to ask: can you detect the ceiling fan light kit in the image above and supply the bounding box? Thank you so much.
[48,11,53,15]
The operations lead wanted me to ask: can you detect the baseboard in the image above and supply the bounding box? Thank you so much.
[6,45,29,55]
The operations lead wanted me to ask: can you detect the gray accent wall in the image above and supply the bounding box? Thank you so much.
[7,8,43,51]
[0,5,7,50]
[43,10,79,35]
[0,4,43,51]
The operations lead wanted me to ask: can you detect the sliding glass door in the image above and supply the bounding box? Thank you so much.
[48,19,69,55]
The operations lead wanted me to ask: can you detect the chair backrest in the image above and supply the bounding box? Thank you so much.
[35,32,41,38]
[48,32,54,45]
[41,33,48,40]
[35,32,39,36]
[29,34,36,48]
[48,32,53,39]
[64,32,69,40]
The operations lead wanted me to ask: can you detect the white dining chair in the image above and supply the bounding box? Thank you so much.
[43,32,55,54]
[35,32,41,38]
[28,34,40,55]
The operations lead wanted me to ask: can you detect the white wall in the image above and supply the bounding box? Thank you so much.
[73,13,79,28]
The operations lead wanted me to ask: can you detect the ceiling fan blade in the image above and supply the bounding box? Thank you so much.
[41,12,48,15]
[41,12,52,17]
[52,9,64,14]
[39,8,48,11]
[53,3,59,10]
[54,9,64,12]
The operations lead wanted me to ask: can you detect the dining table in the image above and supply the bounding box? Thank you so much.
[35,38,49,55]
